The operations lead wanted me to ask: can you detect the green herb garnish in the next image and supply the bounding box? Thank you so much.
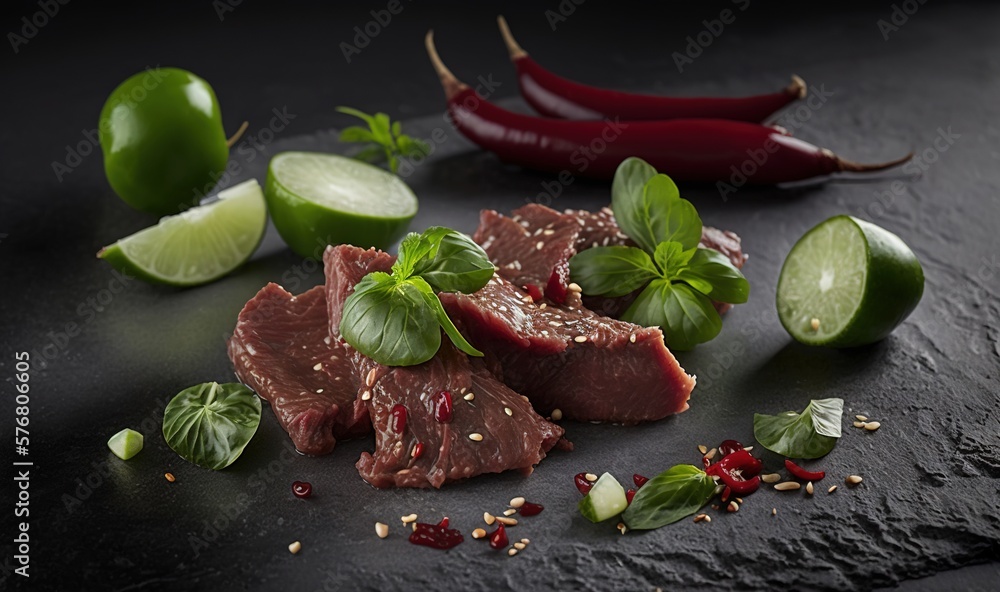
[340,227,494,366]
[162,382,262,470]
[753,398,844,459]
[569,157,749,350]
[621,464,717,530]
[336,106,430,174]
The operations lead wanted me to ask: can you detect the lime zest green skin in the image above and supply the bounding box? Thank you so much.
[99,67,229,216]
[777,215,924,348]
[265,152,417,258]
[107,428,144,460]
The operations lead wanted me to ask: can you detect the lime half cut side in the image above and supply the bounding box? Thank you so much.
[98,179,267,287]
[265,151,418,258]
[776,215,924,348]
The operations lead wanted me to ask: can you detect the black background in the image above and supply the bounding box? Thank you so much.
[1,1,999,590]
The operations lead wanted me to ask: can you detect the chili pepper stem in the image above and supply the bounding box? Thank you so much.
[226,120,249,148]
[497,15,528,60]
[786,75,808,99]
[425,31,468,100]
[831,150,914,173]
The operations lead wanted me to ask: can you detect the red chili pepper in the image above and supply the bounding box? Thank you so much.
[426,32,911,184]
[706,449,762,496]
[785,459,826,481]
[633,474,649,488]
[626,489,636,505]
[498,16,805,123]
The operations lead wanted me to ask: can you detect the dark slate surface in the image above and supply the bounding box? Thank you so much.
[1,1,998,590]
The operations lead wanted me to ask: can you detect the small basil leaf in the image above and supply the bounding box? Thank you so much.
[352,145,386,164]
[391,120,402,138]
[340,272,441,366]
[653,241,695,279]
[611,157,659,251]
[413,230,495,294]
[621,278,671,328]
[660,282,722,351]
[393,227,452,280]
[621,465,716,530]
[569,246,659,298]
[371,113,393,145]
[338,126,376,144]
[753,398,844,459]
[411,277,484,358]
[644,175,703,251]
[336,106,375,126]
[162,382,261,471]
[675,248,750,304]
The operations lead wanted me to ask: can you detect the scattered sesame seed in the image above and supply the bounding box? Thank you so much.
[366,368,377,386]
[772,508,777,516]
[536,241,544,250]
[464,393,475,401]
[810,318,820,331]
[510,497,526,508]
[735,497,744,504]
[484,512,496,526]
[375,522,389,539]
[617,522,627,535]
[855,414,868,422]
[288,541,302,554]
[538,303,547,310]
[585,473,598,482]
[774,482,801,491]
[729,501,741,513]
[520,538,530,544]
[704,515,712,523]
[846,475,863,485]
[401,514,417,524]
[164,472,175,483]
[313,363,323,371]
[694,513,708,523]
[806,482,815,495]
[514,542,526,550]
[574,335,588,343]
[361,390,371,401]
[469,433,484,442]
[743,446,753,452]
[504,407,513,417]
[853,421,867,429]
[828,485,838,494]
[551,408,563,420]
[472,528,486,539]
[704,448,718,461]
[316,388,324,394]
[508,548,518,556]
[496,516,518,526]
[629,333,636,343]
[864,421,881,431]
[697,445,708,455]
[503,509,517,516]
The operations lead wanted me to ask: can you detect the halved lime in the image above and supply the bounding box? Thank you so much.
[98,179,267,287]
[265,151,418,258]
[776,215,924,347]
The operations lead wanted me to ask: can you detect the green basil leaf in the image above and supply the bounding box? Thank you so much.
[399,136,431,158]
[336,106,375,126]
[621,465,716,530]
[413,230,495,294]
[340,272,441,366]
[338,126,376,144]
[622,281,721,350]
[371,113,393,145]
[611,158,659,252]
[653,241,695,279]
[753,398,844,459]
[611,157,702,253]
[391,120,402,138]
[675,248,750,304]
[620,278,671,328]
[411,277,484,358]
[162,382,261,470]
[569,246,659,298]
[393,227,452,279]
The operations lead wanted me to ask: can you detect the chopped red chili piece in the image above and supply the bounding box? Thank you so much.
[706,449,763,496]
[785,459,826,481]
[633,474,649,488]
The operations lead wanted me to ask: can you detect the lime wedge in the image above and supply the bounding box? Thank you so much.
[578,472,628,523]
[265,151,418,258]
[108,428,143,460]
[777,215,924,347]
[98,179,267,287]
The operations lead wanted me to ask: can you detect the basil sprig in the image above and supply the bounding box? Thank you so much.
[162,382,262,470]
[753,398,844,459]
[337,106,430,174]
[340,227,494,366]
[621,464,717,530]
[569,157,750,350]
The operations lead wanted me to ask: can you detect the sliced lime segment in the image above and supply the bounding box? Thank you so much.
[108,428,144,460]
[98,179,267,287]
[777,215,924,348]
[578,472,628,523]
[265,151,418,258]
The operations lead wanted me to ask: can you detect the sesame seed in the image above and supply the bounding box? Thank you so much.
[510,497,525,508]
[846,475,863,485]
[864,421,881,431]
[693,513,708,523]
[543,229,554,235]
[401,514,417,524]
[484,512,495,525]
[703,515,712,523]
[495,516,518,526]
[568,282,582,293]
[164,472,176,483]
[508,548,518,556]
[728,501,741,513]
[536,241,544,250]
[743,446,753,452]
[855,414,868,422]
[828,485,838,494]
[548,320,564,327]
[464,392,475,401]
[375,522,389,539]
[617,522,627,535]
[361,390,371,401]
[288,541,302,554]
[520,538,530,544]
[704,448,717,461]
[853,421,867,428]
[574,335,588,343]
[538,303,546,310]
[774,482,801,491]
[697,445,708,455]
[806,481,814,495]
[629,334,636,343]
[736,497,744,504]
[472,528,486,539]
[810,318,820,331]
[504,407,513,416]
[514,542,526,550]
[551,409,563,420]
[469,433,484,442]
[412,523,417,531]
[585,473,598,482]
[772,508,777,516]
[313,363,323,371]
[503,509,517,516]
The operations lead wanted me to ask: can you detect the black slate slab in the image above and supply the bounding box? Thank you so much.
[1,1,997,590]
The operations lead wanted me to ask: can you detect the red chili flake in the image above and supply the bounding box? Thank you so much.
[437,516,450,529]
[718,439,744,457]
[412,442,424,460]
[410,521,464,550]
[706,449,763,496]
[291,481,312,499]
[488,523,508,549]
[574,473,594,495]
[519,502,544,516]
[633,474,649,488]
[785,459,826,481]
[626,489,636,505]
[432,390,453,423]
[390,404,408,434]
[523,284,544,302]
[721,485,732,502]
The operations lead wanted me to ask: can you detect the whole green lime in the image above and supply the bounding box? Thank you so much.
[99,67,229,216]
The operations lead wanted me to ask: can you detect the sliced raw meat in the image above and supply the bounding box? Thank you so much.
[323,245,565,489]
[440,274,696,424]
[228,283,369,456]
